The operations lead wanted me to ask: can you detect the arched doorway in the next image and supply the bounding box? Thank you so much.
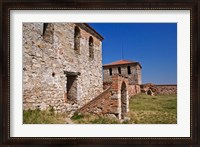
[121,81,127,119]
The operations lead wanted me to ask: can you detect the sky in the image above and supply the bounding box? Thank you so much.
[89,23,177,84]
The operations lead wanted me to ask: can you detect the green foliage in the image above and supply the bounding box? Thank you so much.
[23,107,66,124]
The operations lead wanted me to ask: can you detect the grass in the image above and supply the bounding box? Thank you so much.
[23,94,177,124]
[72,93,177,124]
[23,107,67,124]
[71,113,121,124]
[127,93,177,124]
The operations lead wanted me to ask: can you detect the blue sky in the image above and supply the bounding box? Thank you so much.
[89,23,177,84]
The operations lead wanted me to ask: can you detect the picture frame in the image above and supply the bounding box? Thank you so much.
[1,0,199,146]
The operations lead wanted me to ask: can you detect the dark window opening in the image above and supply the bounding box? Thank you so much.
[43,23,48,35]
[74,26,80,54]
[89,36,94,59]
[43,23,53,43]
[52,72,55,77]
[109,68,112,76]
[121,82,127,119]
[127,66,131,74]
[118,67,121,74]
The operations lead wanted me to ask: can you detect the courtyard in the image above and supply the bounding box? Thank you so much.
[23,93,177,124]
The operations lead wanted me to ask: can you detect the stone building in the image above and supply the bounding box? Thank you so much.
[103,60,142,85]
[23,23,104,113]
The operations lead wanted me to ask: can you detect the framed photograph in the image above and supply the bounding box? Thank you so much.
[1,0,199,146]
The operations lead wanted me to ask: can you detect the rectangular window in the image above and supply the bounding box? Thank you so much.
[118,67,121,74]
[127,66,131,74]
[109,68,112,76]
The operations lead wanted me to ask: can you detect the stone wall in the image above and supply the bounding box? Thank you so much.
[155,85,177,95]
[77,75,129,119]
[103,82,112,90]
[128,85,141,97]
[103,82,140,98]
[103,64,142,85]
[76,87,115,114]
[141,84,177,95]
[23,23,103,113]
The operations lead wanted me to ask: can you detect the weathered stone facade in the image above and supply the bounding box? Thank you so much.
[23,23,103,113]
[77,75,129,119]
[103,60,142,85]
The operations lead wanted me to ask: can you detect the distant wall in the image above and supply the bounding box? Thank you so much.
[155,85,177,95]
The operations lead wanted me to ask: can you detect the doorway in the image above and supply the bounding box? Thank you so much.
[67,76,77,101]
[121,82,127,119]
[64,71,80,102]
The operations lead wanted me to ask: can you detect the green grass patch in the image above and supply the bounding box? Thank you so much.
[71,112,84,120]
[128,93,177,124]
[72,93,177,124]
[23,107,67,124]
[24,94,177,124]
[71,113,121,124]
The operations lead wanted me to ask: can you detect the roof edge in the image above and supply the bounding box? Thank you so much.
[75,23,104,41]
[103,62,142,68]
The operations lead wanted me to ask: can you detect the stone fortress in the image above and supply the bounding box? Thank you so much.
[23,23,103,113]
[23,23,176,119]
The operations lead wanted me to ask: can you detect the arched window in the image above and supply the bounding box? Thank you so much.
[74,26,80,54]
[89,36,94,59]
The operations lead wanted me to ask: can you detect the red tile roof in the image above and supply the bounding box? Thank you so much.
[103,60,142,68]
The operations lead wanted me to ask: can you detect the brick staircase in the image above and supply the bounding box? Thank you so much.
[76,86,112,114]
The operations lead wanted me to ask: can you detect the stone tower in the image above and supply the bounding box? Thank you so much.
[103,60,142,85]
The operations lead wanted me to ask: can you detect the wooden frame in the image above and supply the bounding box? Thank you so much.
[0,0,199,146]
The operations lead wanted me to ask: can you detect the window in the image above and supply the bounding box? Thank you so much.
[118,67,121,74]
[43,23,48,35]
[43,23,53,43]
[89,36,94,58]
[74,26,80,54]
[127,66,131,74]
[109,68,112,76]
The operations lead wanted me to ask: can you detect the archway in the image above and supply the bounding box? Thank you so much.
[121,81,127,119]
